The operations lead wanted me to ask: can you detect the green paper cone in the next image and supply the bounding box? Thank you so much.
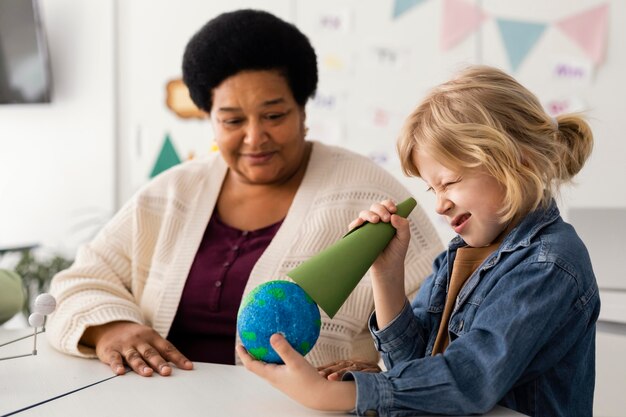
[287,197,416,318]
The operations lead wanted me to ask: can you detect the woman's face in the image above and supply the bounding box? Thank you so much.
[414,149,508,247]
[210,70,308,186]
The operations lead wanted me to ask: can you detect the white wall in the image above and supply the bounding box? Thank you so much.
[0,0,115,256]
[478,0,626,210]
[4,0,618,253]
[1,1,623,259]
[115,0,626,245]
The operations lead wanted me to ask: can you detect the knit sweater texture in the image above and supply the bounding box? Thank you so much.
[48,141,443,366]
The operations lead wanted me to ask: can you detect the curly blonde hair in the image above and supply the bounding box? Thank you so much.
[397,65,593,222]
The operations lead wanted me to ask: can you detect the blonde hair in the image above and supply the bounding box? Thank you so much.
[397,65,593,222]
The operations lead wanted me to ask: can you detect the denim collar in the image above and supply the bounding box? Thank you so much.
[500,199,560,250]
[443,199,561,313]
[445,199,561,281]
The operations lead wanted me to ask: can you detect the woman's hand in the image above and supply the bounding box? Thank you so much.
[350,199,411,328]
[237,334,356,412]
[81,321,194,377]
[317,359,381,381]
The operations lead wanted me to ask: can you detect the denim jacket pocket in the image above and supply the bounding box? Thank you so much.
[448,296,482,342]
[427,280,446,314]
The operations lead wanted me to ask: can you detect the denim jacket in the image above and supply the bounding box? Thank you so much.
[347,200,600,417]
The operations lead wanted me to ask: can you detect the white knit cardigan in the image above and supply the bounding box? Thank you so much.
[48,141,443,366]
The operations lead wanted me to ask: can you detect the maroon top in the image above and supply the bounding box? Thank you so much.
[167,211,282,364]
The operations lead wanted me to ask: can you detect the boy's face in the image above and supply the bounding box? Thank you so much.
[414,149,508,247]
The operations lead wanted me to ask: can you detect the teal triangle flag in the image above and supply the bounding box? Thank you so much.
[496,19,547,72]
[393,0,427,19]
[150,134,181,178]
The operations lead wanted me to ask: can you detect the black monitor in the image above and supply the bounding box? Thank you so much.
[0,0,52,104]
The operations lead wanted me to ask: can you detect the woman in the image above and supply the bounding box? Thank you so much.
[47,9,443,377]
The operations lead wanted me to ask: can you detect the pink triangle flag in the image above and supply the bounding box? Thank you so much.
[556,3,609,65]
[440,0,487,51]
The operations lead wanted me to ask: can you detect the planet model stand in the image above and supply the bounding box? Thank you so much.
[0,293,57,361]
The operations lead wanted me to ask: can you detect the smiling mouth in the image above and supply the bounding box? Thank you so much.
[242,150,277,157]
[241,151,277,164]
[242,151,275,159]
[451,213,471,228]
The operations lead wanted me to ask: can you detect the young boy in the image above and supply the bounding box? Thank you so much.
[238,65,599,417]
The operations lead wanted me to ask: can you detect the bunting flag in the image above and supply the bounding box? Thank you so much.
[436,2,609,70]
[440,0,487,50]
[496,19,547,72]
[150,133,181,178]
[392,0,427,19]
[555,3,609,65]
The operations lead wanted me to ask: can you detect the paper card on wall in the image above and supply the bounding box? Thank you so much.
[543,96,586,117]
[165,79,206,119]
[320,52,353,74]
[309,90,344,113]
[372,108,391,128]
[362,106,404,131]
[306,120,345,145]
[366,46,412,72]
[550,57,594,86]
[314,9,352,33]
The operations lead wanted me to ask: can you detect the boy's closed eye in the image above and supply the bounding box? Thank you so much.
[425,178,462,194]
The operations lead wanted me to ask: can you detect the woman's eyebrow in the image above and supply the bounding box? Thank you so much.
[217,97,286,113]
[261,97,286,107]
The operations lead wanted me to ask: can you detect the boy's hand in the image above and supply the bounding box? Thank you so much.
[237,334,356,412]
[349,199,411,328]
[349,199,411,280]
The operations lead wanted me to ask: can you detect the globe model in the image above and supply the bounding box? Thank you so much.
[237,280,321,364]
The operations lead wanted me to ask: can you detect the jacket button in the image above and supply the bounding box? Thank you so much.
[364,410,378,416]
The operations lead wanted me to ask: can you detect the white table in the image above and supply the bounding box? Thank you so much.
[0,329,115,416]
[0,329,523,417]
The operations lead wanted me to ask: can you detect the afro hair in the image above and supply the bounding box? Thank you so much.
[182,9,318,113]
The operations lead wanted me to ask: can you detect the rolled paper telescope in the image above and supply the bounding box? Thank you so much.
[287,197,417,318]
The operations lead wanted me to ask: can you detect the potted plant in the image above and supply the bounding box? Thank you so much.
[12,248,73,315]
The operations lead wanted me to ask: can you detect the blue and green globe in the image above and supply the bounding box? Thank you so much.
[237,280,321,364]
